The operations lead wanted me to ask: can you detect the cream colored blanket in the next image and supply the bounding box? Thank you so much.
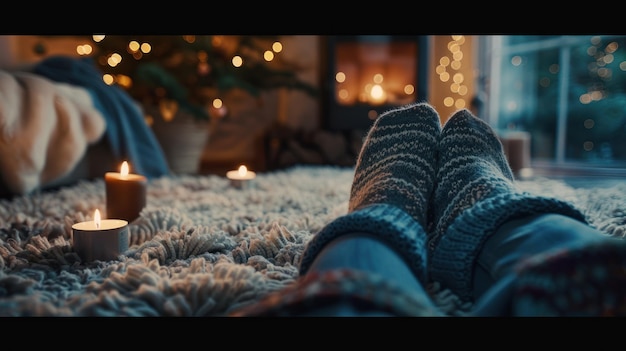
[0,70,106,195]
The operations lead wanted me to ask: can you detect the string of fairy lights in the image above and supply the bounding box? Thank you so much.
[435,35,470,111]
[74,35,286,120]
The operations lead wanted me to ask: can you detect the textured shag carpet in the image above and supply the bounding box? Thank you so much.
[0,165,625,316]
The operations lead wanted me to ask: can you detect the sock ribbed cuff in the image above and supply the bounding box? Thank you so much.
[430,192,587,301]
[298,203,429,283]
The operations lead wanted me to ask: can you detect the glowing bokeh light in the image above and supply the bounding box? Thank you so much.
[336,72,346,83]
[232,56,243,67]
[272,42,283,52]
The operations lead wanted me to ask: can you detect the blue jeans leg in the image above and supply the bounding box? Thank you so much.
[305,233,437,316]
[470,213,607,316]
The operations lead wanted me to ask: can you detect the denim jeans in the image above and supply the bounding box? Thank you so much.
[470,213,608,316]
[306,214,610,316]
[304,233,439,316]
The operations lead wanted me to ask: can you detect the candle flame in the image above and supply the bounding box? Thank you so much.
[94,209,101,229]
[120,161,129,177]
[238,165,248,176]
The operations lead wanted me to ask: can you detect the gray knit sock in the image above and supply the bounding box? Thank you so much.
[430,109,586,301]
[298,103,441,283]
[430,108,516,249]
[349,102,440,224]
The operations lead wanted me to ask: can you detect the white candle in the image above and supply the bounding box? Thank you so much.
[72,209,129,262]
[226,165,256,189]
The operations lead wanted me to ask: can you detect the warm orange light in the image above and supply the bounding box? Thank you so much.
[94,209,101,229]
[120,161,129,176]
[370,84,384,99]
[238,165,248,176]
[368,84,386,105]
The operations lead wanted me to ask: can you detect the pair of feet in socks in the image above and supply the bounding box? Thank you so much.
[297,102,516,287]
[299,102,590,308]
[348,102,515,251]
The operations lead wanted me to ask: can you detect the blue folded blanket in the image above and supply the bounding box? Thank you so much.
[33,56,170,179]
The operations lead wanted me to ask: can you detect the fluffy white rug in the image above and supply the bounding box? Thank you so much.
[0,165,624,316]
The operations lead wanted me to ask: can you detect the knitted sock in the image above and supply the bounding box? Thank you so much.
[512,239,626,316]
[298,102,441,283]
[430,109,586,301]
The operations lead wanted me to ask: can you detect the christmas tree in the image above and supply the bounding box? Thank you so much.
[84,35,318,120]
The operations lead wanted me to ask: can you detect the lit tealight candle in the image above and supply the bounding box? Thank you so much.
[105,161,147,222]
[226,165,256,189]
[72,209,129,262]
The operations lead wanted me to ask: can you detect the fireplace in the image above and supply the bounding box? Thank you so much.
[323,35,430,131]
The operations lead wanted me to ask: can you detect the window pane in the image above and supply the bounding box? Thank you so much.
[566,37,626,165]
[491,35,626,170]
[497,48,560,161]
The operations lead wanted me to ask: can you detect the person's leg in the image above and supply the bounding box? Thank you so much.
[509,237,626,316]
[470,213,622,316]
[300,102,441,276]
[307,234,428,294]
[294,102,444,316]
[429,108,587,308]
[299,234,440,316]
